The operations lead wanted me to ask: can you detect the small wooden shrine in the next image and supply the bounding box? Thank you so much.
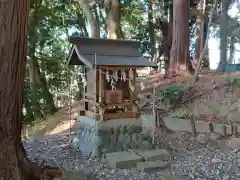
[67,37,154,121]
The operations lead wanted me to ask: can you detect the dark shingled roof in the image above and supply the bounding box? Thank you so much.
[66,36,155,68]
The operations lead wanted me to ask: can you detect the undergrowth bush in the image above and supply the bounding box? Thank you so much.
[226,77,240,86]
[169,109,193,119]
[158,84,185,108]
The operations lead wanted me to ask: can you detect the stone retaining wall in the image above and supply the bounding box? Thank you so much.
[141,114,155,134]
[163,117,237,135]
[141,114,240,136]
[71,116,154,158]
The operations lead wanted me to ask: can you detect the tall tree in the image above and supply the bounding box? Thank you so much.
[163,0,173,73]
[28,2,58,119]
[218,0,230,69]
[77,0,100,38]
[0,1,58,179]
[147,0,156,61]
[193,0,217,83]
[228,36,236,64]
[201,0,210,68]
[105,0,121,39]
[195,0,204,65]
[169,0,194,76]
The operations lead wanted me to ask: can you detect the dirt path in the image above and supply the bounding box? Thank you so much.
[32,101,84,138]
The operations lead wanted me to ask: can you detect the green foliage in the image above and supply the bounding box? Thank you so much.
[169,109,194,119]
[24,0,84,123]
[121,0,150,55]
[158,84,185,108]
[226,77,240,86]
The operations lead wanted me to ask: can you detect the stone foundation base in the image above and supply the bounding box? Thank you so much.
[71,116,154,158]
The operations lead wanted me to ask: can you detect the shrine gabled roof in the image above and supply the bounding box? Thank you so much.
[66,36,155,68]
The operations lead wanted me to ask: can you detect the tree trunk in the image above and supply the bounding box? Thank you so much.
[105,0,121,39]
[28,3,57,117]
[28,5,43,118]
[201,11,210,68]
[200,0,207,51]
[148,0,156,61]
[29,51,57,116]
[195,0,204,68]
[169,0,194,77]
[218,0,229,69]
[77,0,100,38]
[0,1,61,179]
[23,93,35,123]
[163,1,173,74]
[228,37,235,64]
[0,1,43,179]
[36,61,58,114]
[76,8,89,37]
[192,0,217,83]
[28,58,43,118]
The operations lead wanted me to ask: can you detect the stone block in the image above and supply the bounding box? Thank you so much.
[196,133,208,144]
[225,125,232,135]
[71,116,150,157]
[62,170,89,180]
[72,115,157,158]
[237,125,240,134]
[137,140,154,150]
[136,160,168,173]
[212,123,232,135]
[226,125,232,135]
[141,114,154,129]
[195,121,210,133]
[100,118,140,129]
[136,149,170,161]
[226,137,240,149]
[163,117,192,132]
[106,151,143,169]
[209,132,221,141]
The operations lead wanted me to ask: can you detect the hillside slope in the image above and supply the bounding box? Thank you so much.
[31,101,84,138]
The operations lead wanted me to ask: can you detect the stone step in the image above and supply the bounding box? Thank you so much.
[61,170,91,180]
[136,160,169,173]
[106,149,171,169]
[106,151,143,169]
[135,149,170,161]
[226,137,240,149]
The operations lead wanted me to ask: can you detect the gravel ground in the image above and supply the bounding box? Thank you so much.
[23,132,240,180]
[169,134,240,180]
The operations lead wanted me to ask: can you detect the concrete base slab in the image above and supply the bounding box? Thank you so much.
[106,151,143,169]
[136,160,168,173]
[136,149,170,161]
